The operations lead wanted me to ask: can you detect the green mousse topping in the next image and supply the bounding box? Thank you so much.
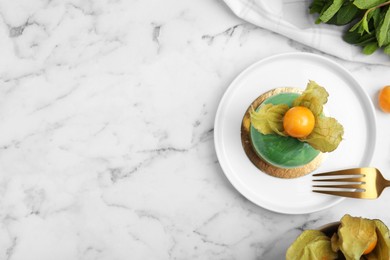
[250,93,320,168]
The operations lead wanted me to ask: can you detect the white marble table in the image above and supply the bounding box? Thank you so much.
[0,0,389,259]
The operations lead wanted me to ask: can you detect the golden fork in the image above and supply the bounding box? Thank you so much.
[312,167,390,199]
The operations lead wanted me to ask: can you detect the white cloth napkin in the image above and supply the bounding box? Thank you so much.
[223,0,390,65]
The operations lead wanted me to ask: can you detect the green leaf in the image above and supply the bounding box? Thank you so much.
[362,15,370,32]
[353,0,388,9]
[250,104,289,136]
[376,6,390,46]
[319,0,345,23]
[384,44,390,54]
[350,12,372,34]
[300,116,344,152]
[315,0,334,23]
[367,7,377,20]
[336,3,361,25]
[293,80,329,116]
[310,0,328,14]
[363,41,379,54]
[343,30,361,43]
[372,8,382,28]
[349,18,363,32]
[343,30,376,45]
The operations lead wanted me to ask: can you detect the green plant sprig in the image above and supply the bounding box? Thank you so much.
[310,0,390,56]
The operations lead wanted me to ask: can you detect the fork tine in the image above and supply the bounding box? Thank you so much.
[312,184,365,190]
[313,168,369,177]
[312,190,364,199]
[312,177,365,183]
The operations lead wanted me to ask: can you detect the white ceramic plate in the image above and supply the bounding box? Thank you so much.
[214,52,376,214]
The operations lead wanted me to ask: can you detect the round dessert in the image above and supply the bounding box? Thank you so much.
[242,81,343,178]
[240,87,324,179]
[250,92,320,168]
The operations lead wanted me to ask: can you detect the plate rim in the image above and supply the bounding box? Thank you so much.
[214,52,377,215]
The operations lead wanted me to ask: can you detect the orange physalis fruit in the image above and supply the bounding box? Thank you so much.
[379,85,390,113]
[283,106,315,138]
[363,237,377,255]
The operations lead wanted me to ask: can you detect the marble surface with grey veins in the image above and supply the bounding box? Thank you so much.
[0,0,390,259]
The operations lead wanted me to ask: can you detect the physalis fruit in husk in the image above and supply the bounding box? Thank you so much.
[331,215,390,260]
[336,214,377,259]
[250,81,344,153]
[250,103,289,136]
